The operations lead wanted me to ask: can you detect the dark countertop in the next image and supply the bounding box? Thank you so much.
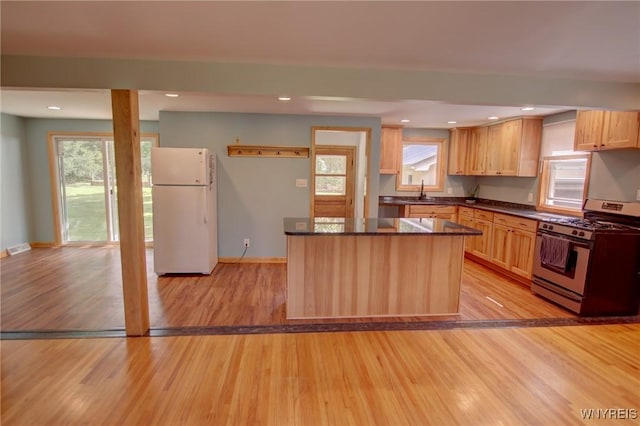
[284,217,482,236]
[379,196,575,222]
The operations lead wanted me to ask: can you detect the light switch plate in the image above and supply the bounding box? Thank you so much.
[296,178,308,188]
[528,192,534,202]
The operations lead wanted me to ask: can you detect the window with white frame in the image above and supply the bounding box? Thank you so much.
[396,138,445,192]
[537,120,590,214]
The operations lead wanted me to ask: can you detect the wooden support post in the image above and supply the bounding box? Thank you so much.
[111,89,150,336]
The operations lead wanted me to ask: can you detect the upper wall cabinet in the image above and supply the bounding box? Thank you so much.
[466,127,488,175]
[574,110,640,151]
[447,128,470,175]
[380,125,402,174]
[464,117,542,177]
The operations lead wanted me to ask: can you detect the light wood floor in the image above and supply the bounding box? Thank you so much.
[2,324,639,425]
[1,246,573,331]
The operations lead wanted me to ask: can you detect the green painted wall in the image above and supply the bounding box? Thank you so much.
[159,111,381,258]
[1,113,30,251]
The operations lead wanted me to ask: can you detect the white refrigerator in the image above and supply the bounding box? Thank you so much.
[151,147,218,275]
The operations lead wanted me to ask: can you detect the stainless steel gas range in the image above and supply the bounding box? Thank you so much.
[532,199,640,316]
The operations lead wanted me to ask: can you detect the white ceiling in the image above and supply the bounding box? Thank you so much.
[1,1,638,128]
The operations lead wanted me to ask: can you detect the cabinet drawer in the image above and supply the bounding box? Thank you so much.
[459,206,474,217]
[474,209,494,221]
[493,213,537,232]
[409,205,457,215]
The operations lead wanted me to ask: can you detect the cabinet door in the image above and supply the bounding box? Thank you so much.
[499,119,521,176]
[491,223,510,269]
[574,110,605,151]
[467,127,488,175]
[448,128,469,175]
[458,215,476,252]
[380,126,402,174]
[509,229,536,279]
[472,219,493,261]
[485,124,503,175]
[602,111,640,149]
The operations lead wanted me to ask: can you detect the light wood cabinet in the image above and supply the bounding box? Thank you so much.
[380,125,402,174]
[458,207,492,261]
[458,213,475,252]
[602,111,640,149]
[574,110,605,151]
[467,127,488,175]
[460,208,536,280]
[490,223,511,270]
[448,128,470,175]
[499,119,521,176]
[485,123,503,175]
[574,110,640,151]
[405,205,457,222]
[510,228,537,278]
[490,213,536,279]
[466,118,541,177]
[473,210,493,260]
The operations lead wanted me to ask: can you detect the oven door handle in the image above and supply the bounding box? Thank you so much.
[536,231,592,249]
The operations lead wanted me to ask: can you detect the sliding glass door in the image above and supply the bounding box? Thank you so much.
[53,134,157,243]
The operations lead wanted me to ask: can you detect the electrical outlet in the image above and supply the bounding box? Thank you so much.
[528,192,534,202]
[243,238,250,248]
[637,189,640,201]
[447,188,452,195]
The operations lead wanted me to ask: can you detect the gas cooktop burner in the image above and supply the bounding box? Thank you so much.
[555,218,626,230]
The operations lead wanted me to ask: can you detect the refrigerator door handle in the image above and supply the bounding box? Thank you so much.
[203,188,208,224]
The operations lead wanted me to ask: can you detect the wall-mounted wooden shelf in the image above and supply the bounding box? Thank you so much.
[227,145,309,158]
[227,144,309,158]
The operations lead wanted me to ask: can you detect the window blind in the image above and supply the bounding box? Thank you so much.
[541,120,576,157]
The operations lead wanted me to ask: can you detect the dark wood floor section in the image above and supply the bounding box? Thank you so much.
[0,246,582,333]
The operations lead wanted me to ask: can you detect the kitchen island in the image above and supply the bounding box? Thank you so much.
[284,217,481,319]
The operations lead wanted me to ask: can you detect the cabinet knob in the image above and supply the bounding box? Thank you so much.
[600,144,605,147]
[592,145,597,148]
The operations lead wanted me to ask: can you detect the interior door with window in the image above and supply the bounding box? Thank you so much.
[313,146,355,218]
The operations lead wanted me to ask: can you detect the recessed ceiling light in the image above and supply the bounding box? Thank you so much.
[447,121,457,124]
[165,93,179,98]
[400,119,410,123]
[47,106,61,110]
[488,116,499,120]
[278,96,291,101]
[521,107,535,111]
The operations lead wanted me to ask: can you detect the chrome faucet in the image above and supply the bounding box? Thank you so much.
[419,180,428,200]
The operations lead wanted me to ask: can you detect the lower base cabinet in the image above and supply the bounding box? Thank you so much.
[493,214,536,279]
[459,207,493,262]
[462,209,536,280]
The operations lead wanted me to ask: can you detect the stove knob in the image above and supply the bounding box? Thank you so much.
[548,225,554,231]
[578,231,585,237]
[542,224,548,229]
[572,230,578,235]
